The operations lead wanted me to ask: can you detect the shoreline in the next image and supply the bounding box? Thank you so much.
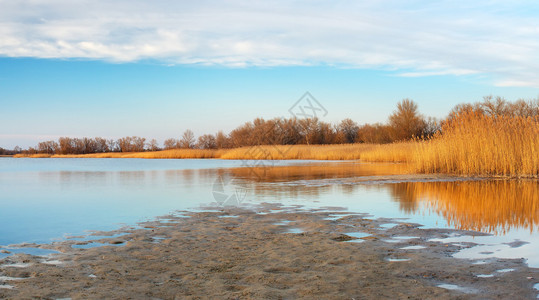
[6,155,539,180]
[1,204,538,299]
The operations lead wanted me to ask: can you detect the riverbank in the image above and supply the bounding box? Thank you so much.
[1,204,538,299]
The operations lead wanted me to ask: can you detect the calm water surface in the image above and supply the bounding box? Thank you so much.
[0,158,538,268]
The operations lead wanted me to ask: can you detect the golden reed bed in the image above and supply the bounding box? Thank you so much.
[15,112,539,177]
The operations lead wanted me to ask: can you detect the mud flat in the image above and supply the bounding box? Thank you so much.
[1,204,538,299]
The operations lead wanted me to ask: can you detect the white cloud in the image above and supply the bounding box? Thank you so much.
[1,0,538,87]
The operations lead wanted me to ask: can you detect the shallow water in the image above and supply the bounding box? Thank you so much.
[0,158,538,269]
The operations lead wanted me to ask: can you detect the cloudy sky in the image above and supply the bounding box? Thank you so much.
[1,0,538,148]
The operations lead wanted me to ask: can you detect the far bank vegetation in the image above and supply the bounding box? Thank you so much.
[11,96,539,177]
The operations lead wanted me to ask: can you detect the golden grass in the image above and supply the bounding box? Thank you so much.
[228,162,409,182]
[41,144,377,160]
[357,142,414,163]
[51,149,224,159]
[13,153,53,158]
[220,144,375,160]
[413,112,539,177]
[359,112,539,177]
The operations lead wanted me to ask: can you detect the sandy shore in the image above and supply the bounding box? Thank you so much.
[1,204,538,299]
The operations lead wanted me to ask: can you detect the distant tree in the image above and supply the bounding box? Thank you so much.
[163,138,180,150]
[298,118,320,145]
[107,139,118,152]
[37,140,59,154]
[197,134,217,149]
[337,118,359,143]
[480,96,509,117]
[146,139,161,151]
[422,117,440,138]
[357,123,392,144]
[93,137,109,153]
[117,136,146,152]
[388,99,426,141]
[180,130,196,149]
[215,131,231,149]
[318,121,337,144]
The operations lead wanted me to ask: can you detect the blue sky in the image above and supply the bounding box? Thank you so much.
[1,0,538,148]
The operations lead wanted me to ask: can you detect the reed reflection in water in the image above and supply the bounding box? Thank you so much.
[228,164,539,235]
[388,180,539,234]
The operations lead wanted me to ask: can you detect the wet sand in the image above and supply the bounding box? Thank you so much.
[1,204,538,299]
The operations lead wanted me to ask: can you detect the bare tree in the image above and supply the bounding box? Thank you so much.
[37,140,59,154]
[117,136,146,152]
[338,118,359,143]
[179,130,195,149]
[146,139,161,151]
[197,134,217,149]
[163,138,180,150]
[215,131,230,149]
[388,99,426,141]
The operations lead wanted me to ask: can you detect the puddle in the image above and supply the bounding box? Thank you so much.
[437,283,477,294]
[472,260,491,265]
[400,245,427,250]
[476,274,494,278]
[1,263,32,268]
[283,228,304,234]
[383,236,420,243]
[393,236,419,240]
[429,234,539,268]
[151,236,169,244]
[345,232,371,243]
[41,260,63,266]
[386,258,411,262]
[380,223,399,229]
[273,221,293,226]
[65,233,128,242]
[345,232,371,239]
[0,284,14,289]
[323,214,362,221]
[218,215,239,218]
[72,242,124,249]
[0,276,25,281]
[0,248,59,259]
[496,268,515,273]
[88,274,97,278]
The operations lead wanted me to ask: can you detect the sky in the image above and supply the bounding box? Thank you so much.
[1,0,539,148]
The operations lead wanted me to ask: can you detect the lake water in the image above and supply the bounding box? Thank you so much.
[0,158,538,268]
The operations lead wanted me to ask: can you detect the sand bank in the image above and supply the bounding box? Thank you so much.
[1,204,538,299]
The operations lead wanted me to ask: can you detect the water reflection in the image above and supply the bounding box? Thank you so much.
[389,181,539,234]
[228,162,409,182]
[227,164,539,235]
[1,158,537,248]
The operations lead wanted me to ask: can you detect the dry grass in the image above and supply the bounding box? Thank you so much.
[42,144,377,160]
[359,112,539,177]
[51,149,224,159]
[14,153,53,158]
[357,142,414,163]
[413,112,539,177]
[220,144,375,160]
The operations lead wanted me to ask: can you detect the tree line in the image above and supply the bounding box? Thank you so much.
[6,96,538,155]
